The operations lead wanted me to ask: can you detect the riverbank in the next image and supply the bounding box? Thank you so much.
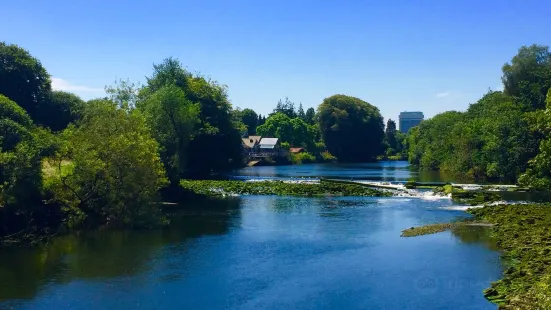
[402,203,551,308]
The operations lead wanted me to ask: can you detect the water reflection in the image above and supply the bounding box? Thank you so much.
[451,225,498,251]
[229,161,459,183]
[0,198,240,302]
[0,196,502,309]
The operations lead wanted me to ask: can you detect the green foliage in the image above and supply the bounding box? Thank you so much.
[47,100,168,228]
[320,151,337,162]
[407,111,462,170]
[502,44,551,110]
[180,179,391,197]
[45,91,85,131]
[0,96,54,237]
[105,79,141,109]
[0,42,51,126]
[297,103,305,120]
[384,119,407,157]
[317,95,384,162]
[408,92,535,182]
[271,97,297,118]
[469,204,551,308]
[289,152,316,164]
[401,223,457,237]
[520,87,551,189]
[139,85,199,184]
[239,108,258,135]
[141,58,243,177]
[305,107,316,125]
[256,113,315,148]
[0,95,33,151]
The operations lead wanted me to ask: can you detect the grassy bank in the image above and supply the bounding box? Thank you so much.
[180,180,391,197]
[468,204,551,308]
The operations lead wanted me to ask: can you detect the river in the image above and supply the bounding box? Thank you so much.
[0,162,502,309]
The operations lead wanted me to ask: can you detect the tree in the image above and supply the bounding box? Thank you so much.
[272,97,297,118]
[256,113,293,142]
[520,87,551,189]
[44,91,85,131]
[407,91,536,182]
[407,111,463,170]
[142,58,243,176]
[385,119,398,154]
[256,113,315,147]
[0,95,46,236]
[305,107,316,125]
[0,42,51,126]
[240,108,258,135]
[317,95,384,162]
[48,99,168,227]
[502,44,551,110]
[297,103,306,120]
[258,114,266,126]
[139,85,199,184]
[105,79,141,109]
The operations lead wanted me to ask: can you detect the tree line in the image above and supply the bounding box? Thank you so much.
[0,42,390,239]
[407,44,551,186]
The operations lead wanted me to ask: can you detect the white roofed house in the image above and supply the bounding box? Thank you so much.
[257,137,288,158]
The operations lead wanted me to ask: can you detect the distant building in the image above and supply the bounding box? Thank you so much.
[399,111,424,133]
[242,136,262,151]
[289,147,305,154]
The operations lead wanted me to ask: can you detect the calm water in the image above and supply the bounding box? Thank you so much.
[0,163,503,310]
[229,160,456,182]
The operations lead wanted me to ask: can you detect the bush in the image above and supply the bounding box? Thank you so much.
[289,152,316,164]
[320,151,337,162]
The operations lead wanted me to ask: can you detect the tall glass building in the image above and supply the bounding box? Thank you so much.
[399,111,424,133]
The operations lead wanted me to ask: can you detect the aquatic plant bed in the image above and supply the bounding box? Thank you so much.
[180,180,391,197]
[401,223,458,237]
[468,204,551,308]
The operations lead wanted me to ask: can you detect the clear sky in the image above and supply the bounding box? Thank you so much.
[2,0,550,122]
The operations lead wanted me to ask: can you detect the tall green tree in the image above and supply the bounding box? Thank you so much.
[317,95,384,162]
[519,88,551,189]
[297,103,306,120]
[240,108,258,135]
[142,58,243,176]
[0,42,51,126]
[139,85,199,184]
[407,111,463,170]
[0,95,47,236]
[272,97,297,118]
[502,44,551,110]
[385,119,398,153]
[305,107,316,125]
[45,91,85,131]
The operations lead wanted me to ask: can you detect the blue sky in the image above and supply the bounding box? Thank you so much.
[2,0,549,122]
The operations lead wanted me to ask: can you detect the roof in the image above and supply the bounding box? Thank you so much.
[289,147,304,153]
[259,137,279,149]
[399,111,424,120]
[241,136,262,148]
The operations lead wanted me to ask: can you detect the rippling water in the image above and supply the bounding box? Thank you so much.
[0,162,503,310]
